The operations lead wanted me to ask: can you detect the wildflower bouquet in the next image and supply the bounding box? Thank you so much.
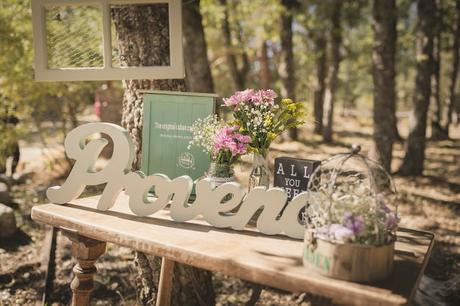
[307,189,399,245]
[188,115,251,178]
[223,89,305,157]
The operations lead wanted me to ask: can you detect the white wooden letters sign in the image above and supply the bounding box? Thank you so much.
[47,123,306,239]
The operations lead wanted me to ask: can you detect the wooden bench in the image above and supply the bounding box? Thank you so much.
[31,193,434,306]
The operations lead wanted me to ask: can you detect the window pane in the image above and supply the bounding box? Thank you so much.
[45,5,104,68]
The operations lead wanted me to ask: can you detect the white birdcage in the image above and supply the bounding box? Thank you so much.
[303,145,399,282]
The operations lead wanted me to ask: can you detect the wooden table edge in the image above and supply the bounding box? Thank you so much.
[31,203,430,306]
[407,229,435,302]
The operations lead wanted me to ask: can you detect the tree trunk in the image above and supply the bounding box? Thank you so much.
[322,2,342,143]
[388,6,401,142]
[444,0,460,132]
[234,9,251,85]
[398,0,436,176]
[183,0,214,93]
[313,35,327,135]
[279,0,299,141]
[219,0,245,91]
[259,40,271,89]
[430,10,447,140]
[111,5,215,306]
[371,0,397,172]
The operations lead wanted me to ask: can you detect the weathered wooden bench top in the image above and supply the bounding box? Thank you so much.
[31,193,434,306]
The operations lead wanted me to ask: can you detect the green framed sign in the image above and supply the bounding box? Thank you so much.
[141,91,217,185]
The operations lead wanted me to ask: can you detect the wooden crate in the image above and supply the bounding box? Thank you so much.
[303,236,394,282]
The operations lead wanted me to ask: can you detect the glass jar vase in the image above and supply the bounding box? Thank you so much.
[248,152,269,191]
[207,162,235,187]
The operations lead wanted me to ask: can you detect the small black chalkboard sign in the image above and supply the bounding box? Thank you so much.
[273,157,320,201]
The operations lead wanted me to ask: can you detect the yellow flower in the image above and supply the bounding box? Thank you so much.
[287,103,297,112]
[281,98,293,106]
[267,132,277,142]
[229,120,241,126]
[264,115,272,126]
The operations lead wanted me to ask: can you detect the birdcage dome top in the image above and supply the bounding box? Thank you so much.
[305,145,399,246]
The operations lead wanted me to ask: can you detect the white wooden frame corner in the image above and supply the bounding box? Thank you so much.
[32,0,184,81]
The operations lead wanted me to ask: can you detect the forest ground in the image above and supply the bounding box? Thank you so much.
[0,114,459,306]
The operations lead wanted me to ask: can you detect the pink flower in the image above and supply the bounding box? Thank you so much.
[223,89,278,107]
[333,225,355,242]
[235,133,251,144]
[223,89,255,107]
[214,126,251,157]
[316,224,355,242]
[253,89,277,105]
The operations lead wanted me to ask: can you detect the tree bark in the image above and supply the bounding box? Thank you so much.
[111,5,215,305]
[313,35,327,135]
[259,40,271,89]
[387,3,401,142]
[430,1,447,140]
[183,0,214,93]
[398,0,436,176]
[234,9,251,85]
[219,0,245,91]
[371,0,397,172]
[322,2,342,143]
[279,0,299,141]
[444,0,460,131]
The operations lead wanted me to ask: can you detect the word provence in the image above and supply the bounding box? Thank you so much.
[47,123,307,239]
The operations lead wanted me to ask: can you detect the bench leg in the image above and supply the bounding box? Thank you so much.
[156,257,175,306]
[63,231,106,306]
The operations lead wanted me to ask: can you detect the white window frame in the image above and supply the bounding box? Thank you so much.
[32,0,184,81]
